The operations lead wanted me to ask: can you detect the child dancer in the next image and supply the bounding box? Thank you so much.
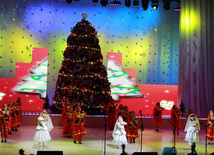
[153,102,165,132]
[127,111,139,143]
[72,106,86,144]
[184,113,200,149]
[34,111,53,150]
[0,104,10,142]
[170,105,181,135]
[112,115,127,148]
[106,101,117,130]
[206,110,214,144]
[62,106,73,137]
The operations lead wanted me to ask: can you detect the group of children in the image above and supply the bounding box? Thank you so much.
[106,103,139,148]
[60,99,86,144]
[0,97,22,142]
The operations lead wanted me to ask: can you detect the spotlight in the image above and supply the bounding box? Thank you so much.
[93,0,98,2]
[125,0,131,7]
[110,0,121,6]
[133,0,139,6]
[66,0,73,4]
[142,0,149,10]
[163,0,171,10]
[101,0,108,7]
[151,0,159,9]
[173,1,180,11]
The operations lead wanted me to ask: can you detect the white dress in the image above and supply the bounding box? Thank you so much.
[185,120,199,143]
[34,117,51,142]
[112,122,127,146]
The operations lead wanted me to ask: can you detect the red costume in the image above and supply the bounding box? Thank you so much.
[117,104,124,118]
[153,102,164,131]
[170,105,181,134]
[13,102,21,130]
[106,102,117,130]
[72,106,86,144]
[127,111,139,143]
[0,105,10,142]
[7,103,14,133]
[62,108,73,137]
[185,108,194,124]
[206,111,214,143]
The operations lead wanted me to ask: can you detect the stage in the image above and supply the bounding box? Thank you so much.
[0,123,213,155]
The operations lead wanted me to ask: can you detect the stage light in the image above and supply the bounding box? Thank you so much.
[133,0,139,6]
[109,0,121,6]
[93,0,98,2]
[125,0,131,7]
[163,0,171,10]
[66,0,73,4]
[142,0,149,10]
[151,0,159,9]
[173,1,180,11]
[101,0,108,7]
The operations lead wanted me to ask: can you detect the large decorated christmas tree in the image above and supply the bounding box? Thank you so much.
[51,13,114,114]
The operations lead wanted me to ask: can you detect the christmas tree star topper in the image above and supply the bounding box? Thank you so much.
[81,13,88,19]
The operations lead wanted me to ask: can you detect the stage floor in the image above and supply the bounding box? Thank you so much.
[0,125,213,155]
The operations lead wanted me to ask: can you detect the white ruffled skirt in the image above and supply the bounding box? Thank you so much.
[113,134,127,146]
[185,126,199,143]
[34,129,51,142]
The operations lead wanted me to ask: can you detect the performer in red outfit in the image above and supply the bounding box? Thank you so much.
[72,106,86,144]
[127,111,139,143]
[123,106,129,123]
[117,104,124,118]
[170,105,181,135]
[62,107,74,137]
[153,102,164,132]
[16,97,22,127]
[7,102,14,134]
[106,101,117,130]
[13,101,21,131]
[185,108,194,124]
[0,104,10,142]
[206,110,214,144]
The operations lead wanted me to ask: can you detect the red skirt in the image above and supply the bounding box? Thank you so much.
[73,123,86,137]
[127,127,139,139]
[206,126,214,141]
[1,121,9,139]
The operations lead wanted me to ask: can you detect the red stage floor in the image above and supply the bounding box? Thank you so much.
[0,125,213,155]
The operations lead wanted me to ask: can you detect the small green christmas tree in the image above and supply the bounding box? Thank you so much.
[179,99,185,116]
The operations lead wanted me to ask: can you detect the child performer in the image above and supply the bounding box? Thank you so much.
[0,104,10,142]
[184,114,200,149]
[72,106,86,144]
[206,110,214,144]
[170,105,181,135]
[34,111,53,150]
[153,102,165,132]
[117,104,124,118]
[185,108,194,124]
[106,101,117,130]
[62,106,73,138]
[127,111,139,143]
[7,102,14,134]
[112,115,127,149]
[123,106,129,123]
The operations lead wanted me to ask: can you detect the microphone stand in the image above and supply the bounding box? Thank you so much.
[169,121,177,151]
[139,110,144,152]
[103,107,107,155]
[205,124,208,155]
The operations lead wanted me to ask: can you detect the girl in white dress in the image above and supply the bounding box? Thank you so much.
[112,115,127,148]
[184,113,200,149]
[34,111,53,150]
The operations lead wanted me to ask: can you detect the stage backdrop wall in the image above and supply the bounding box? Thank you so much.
[0,0,180,115]
[178,0,214,116]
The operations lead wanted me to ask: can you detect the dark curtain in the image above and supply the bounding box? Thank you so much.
[178,0,214,116]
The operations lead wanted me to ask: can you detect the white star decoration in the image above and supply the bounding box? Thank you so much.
[82,13,88,19]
